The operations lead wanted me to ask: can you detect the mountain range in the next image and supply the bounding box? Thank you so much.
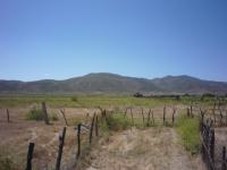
[0,73,227,95]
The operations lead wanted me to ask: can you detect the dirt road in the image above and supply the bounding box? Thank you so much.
[81,127,205,170]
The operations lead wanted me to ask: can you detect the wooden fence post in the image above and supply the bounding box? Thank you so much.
[222,146,226,170]
[200,109,205,122]
[201,129,205,161]
[26,142,35,170]
[190,105,193,117]
[151,110,154,125]
[60,109,68,126]
[56,127,66,170]
[130,108,134,125]
[42,102,50,125]
[76,124,81,159]
[200,120,205,161]
[89,113,96,144]
[210,129,215,162]
[221,146,226,170]
[95,116,99,137]
[124,108,128,118]
[6,109,10,123]
[220,110,223,127]
[147,109,151,127]
[141,108,145,126]
[172,107,176,125]
[187,108,190,117]
[102,110,107,122]
[163,106,166,125]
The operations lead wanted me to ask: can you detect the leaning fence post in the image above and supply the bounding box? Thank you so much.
[76,123,81,159]
[222,146,226,170]
[26,142,35,170]
[130,108,134,125]
[220,110,223,127]
[124,108,128,118]
[6,109,10,123]
[42,102,50,125]
[210,129,215,162]
[163,106,166,125]
[151,110,155,125]
[147,109,151,127]
[190,105,193,117]
[56,127,66,170]
[172,108,176,126]
[95,116,99,137]
[89,113,96,144]
[141,108,145,126]
[200,120,206,161]
[187,107,190,117]
[60,109,68,126]
[200,109,205,123]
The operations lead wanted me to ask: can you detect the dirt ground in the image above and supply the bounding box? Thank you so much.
[0,107,94,170]
[0,106,205,170]
[81,128,205,170]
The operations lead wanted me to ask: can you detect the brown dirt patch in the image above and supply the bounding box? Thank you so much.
[81,128,205,170]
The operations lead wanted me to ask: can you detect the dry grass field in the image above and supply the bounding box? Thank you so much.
[0,95,225,170]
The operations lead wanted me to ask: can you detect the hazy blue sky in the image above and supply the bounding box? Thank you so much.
[0,0,227,81]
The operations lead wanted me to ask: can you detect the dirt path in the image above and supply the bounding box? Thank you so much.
[80,127,205,170]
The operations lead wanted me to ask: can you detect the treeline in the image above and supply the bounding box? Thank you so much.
[133,92,227,101]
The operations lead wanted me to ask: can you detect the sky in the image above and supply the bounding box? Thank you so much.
[0,0,227,81]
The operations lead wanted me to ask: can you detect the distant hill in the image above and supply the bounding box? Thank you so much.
[151,75,227,94]
[0,73,227,94]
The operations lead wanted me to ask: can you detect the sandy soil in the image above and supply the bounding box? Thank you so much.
[81,128,205,170]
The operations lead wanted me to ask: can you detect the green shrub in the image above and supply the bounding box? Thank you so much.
[105,113,132,131]
[175,115,201,154]
[51,113,59,121]
[26,108,58,121]
[71,96,78,102]
[26,108,44,121]
[98,113,146,133]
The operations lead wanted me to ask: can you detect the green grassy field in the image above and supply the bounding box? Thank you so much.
[175,115,201,154]
[0,94,216,108]
[0,95,174,108]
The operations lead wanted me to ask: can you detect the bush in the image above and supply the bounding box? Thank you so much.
[26,108,58,121]
[51,113,59,121]
[105,113,132,131]
[26,108,44,121]
[175,115,201,154]
[71,96,78,102]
